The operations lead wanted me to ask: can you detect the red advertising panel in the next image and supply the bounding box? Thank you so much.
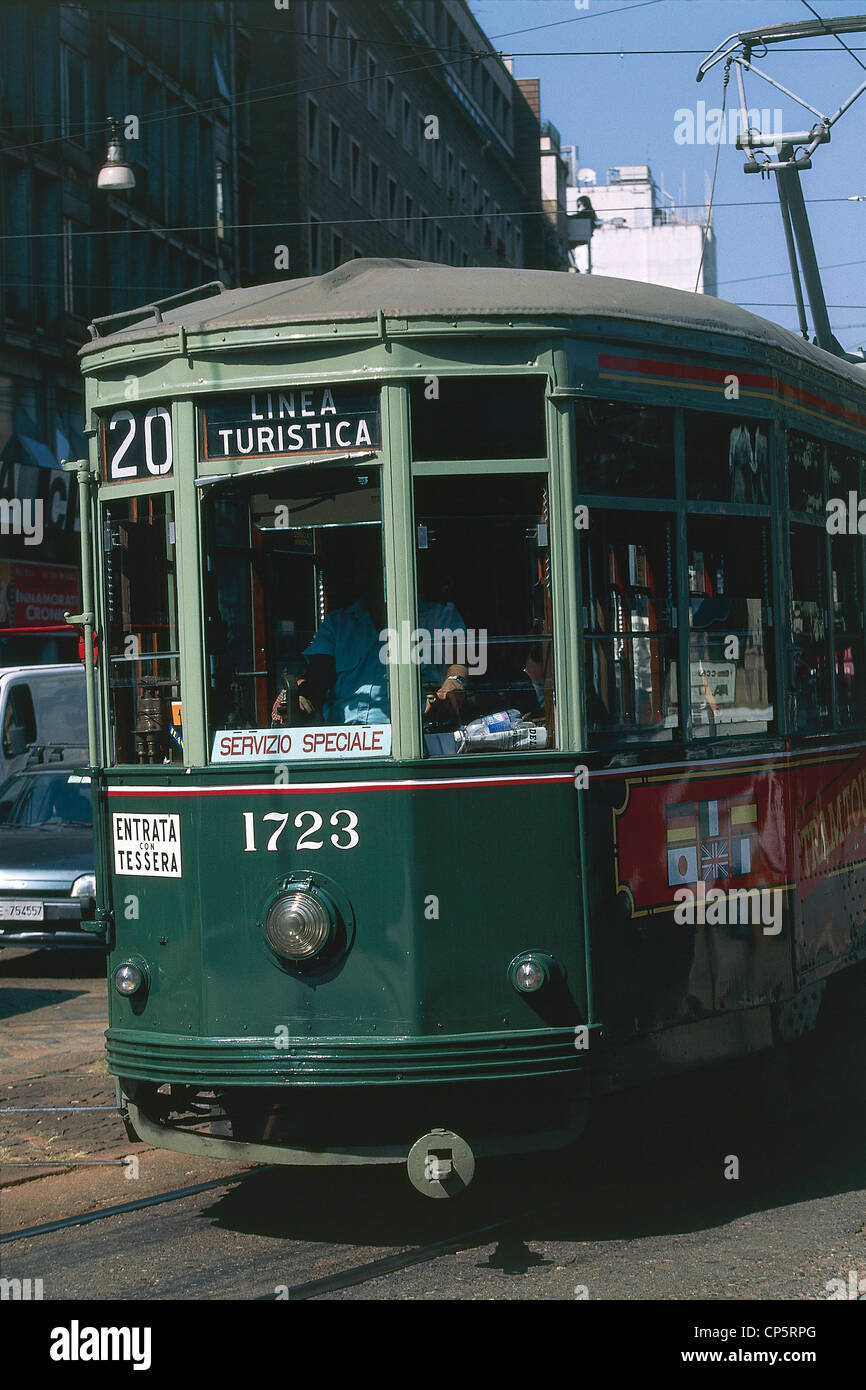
[9,562,79,627]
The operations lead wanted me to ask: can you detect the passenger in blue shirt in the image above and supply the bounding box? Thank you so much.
[271,596,469,726]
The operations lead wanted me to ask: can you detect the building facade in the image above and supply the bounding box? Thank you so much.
[247,0,542,279]
[0,0,251,664]
[0,0,546,664]
[570,164,717,295]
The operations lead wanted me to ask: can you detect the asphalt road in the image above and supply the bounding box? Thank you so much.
[2,947,865,1302]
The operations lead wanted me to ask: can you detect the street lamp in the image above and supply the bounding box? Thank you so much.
[97,117,135,190]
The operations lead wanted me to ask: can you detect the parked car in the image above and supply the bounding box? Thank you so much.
[0,664,89,785]
[0,764,98,950]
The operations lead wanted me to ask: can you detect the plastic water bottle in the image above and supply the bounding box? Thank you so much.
[455,709,548,753]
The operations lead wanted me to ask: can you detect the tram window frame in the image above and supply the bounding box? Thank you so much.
[574,396,781,751]
[201,464,395,764]
[409,375,548,462]
[101,491,182,766]
[825,443,866,730]
[412,472,558,758]
[785,433,866,734]
[582,509,680,746]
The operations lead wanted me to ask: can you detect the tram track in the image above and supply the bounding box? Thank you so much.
[273,1210,534,1300]
[0,1169,264,1245]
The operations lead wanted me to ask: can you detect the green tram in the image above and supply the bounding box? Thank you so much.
[74,260,866,1195]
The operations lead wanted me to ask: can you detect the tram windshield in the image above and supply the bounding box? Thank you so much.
[203,465,389,761]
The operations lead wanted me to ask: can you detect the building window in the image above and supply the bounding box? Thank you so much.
[309,213,322,273]
[306,98,319,162]
[332,229,344,267]
[385,77,396,132]
[329,118,342,182]
[347,29,359,86]
[33,174,59,325]
[459,162,467,209]
[431,138,442,184]
[60,44,87,146]
[461,250,469,266]
[515,227,522,265]
[420,208,430,258]
[434,224,443,261]
[366,52,378,112]
[402,95,413,152]
[350,139,362,201]
[417,112,428,167]
[471,178,480,224]
[215,161,229,242]
[63,217,90,319]
[448,235,456,265]
[446,146,455,198]
[387,176,398,230]
[326,5,339,70]
[404,193,415,247]
[305,0,318,49]
[369,157,380,215]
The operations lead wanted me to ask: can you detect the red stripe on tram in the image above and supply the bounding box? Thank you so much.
[598,353,866,430]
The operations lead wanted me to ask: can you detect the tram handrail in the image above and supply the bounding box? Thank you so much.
[87,281,226,340]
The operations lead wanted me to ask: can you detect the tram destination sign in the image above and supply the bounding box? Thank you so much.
[199,388,380,464]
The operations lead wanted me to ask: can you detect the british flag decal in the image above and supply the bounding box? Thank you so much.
[666,797,759,886]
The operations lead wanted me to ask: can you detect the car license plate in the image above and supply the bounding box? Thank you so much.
[0,901,44,921]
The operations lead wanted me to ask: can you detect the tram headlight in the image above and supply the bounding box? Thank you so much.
[114,959,148,996]
[507,951,560,995]
[265,887,334,962]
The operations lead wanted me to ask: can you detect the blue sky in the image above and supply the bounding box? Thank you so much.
[468,0,866,353]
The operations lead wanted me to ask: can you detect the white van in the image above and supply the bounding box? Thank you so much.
[0,665,89,783]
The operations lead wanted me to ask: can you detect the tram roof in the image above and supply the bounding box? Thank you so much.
[82,257,866,387]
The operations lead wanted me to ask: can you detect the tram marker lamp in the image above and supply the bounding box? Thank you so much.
[114,959,148,996]
[97,118,136,191]
[265,885,334,963]
[508,951,560,994]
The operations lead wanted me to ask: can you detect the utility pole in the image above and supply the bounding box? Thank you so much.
[698,13,866,360]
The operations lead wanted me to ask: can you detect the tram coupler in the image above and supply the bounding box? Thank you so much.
[406,1128,475,1198]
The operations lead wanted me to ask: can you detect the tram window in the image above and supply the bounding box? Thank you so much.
[831,532,866,727]
[202,466,391,760]
[413,475,556,754]
[790,523,830,734]
[686,412,770,504]
[688,517,774,739]
[788,431,825,516]
[409,376,546,460]
[581,511,678,744]
[574,400,674,498]
[103,494,181,764]
[827,442,860,499]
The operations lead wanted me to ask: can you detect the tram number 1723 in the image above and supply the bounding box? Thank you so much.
[241,810,361,852]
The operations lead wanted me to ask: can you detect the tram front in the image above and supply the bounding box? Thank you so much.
[80,266,591,1195]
